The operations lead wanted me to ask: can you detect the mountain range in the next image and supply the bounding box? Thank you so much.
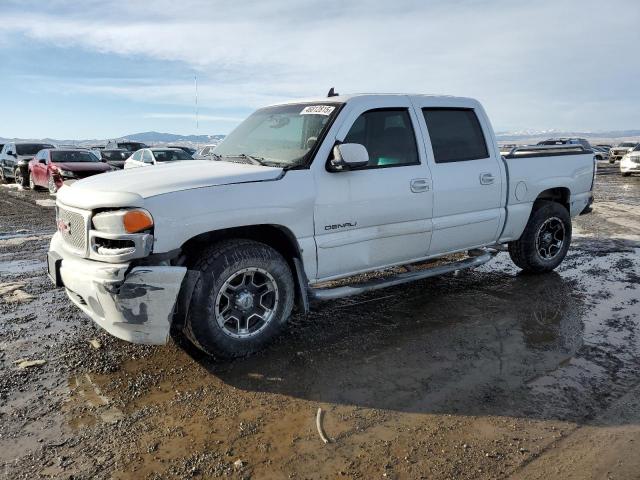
[1,129,639,145]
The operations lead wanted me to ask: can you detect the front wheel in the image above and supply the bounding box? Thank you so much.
[508,201,572,273]
[15,168,28,188]
[47,175,58,194]
[184,239,295,358]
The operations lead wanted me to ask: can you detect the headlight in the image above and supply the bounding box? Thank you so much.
[58,169,75,177]
[92,208,154,234]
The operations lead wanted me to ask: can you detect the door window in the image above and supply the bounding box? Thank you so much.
[142,150,153,163]
[343,109,419,168]
[422,108,489,163]
[130,150,142,161]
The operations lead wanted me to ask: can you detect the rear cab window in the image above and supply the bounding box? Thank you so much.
[421,108,488,163]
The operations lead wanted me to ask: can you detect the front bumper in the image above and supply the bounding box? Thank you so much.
[620,159,640,174]
[49,232,186,344]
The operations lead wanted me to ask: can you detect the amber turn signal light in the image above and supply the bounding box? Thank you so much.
[123,210,153,233]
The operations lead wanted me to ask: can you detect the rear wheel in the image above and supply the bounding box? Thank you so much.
[184,239,295,358]
[508,201,571,273]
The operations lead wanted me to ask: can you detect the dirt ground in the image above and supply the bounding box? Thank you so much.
[1,164,639,480]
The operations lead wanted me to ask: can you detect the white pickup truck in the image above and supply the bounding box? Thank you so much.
[48,94,595,357]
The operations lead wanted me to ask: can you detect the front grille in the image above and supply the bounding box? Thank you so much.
[57,207,87,252]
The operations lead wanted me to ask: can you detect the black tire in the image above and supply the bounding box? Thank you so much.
[622,172,631,177]
[184,239,295,358]
[15,168,28,188]
[47,175,58,194]
[508,201,571,273]
[609,159,615,164]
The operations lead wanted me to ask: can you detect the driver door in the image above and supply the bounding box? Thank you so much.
[312,99,433,280]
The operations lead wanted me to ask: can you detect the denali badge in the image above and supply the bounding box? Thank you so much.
[57,218,71,235]
[324,222,357,231]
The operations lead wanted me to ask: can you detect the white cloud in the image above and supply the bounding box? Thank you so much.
[1,0,639,130]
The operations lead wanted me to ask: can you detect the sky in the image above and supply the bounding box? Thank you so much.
[0,0,638,139]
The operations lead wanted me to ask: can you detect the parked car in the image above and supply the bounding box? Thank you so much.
[537,137,593,149]
[499,144,517,156]
[193,144,219,159]
[610,142,638,163]
[0,142,55,184]
[620,144,640,176]
[105,140,149,152]
[99,149,132,169]
[168,145,197,156]
[48,93,595,358]
[29,149,112,194]
[123,148,194,169]
[592,146,610,162]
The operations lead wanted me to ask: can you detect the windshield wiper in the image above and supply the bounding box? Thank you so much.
[221,153,283,167]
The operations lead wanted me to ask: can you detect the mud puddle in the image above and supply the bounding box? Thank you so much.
[1,166,640,479]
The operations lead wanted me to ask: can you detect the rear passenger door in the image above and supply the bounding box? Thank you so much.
[413,101,503,255]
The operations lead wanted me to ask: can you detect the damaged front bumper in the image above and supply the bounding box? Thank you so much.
[48,232,186,344]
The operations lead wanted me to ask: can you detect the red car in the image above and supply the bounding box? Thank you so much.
[28,149,112,194]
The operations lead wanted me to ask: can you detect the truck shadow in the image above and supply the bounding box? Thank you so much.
[169,236,640,427]
[182,258,640,426]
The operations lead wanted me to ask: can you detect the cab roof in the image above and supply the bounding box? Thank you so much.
[270,93,477,106]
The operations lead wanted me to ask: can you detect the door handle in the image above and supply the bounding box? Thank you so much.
[410,178,430,193]
[479,173,495,185]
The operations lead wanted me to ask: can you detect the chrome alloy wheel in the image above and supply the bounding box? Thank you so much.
[214,267,279,339]
[535,217,566,260]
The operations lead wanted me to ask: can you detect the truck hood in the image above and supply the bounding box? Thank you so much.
[57,160,284,210]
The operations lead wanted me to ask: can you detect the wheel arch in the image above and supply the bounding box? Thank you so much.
[534,187,571,212]
[176,224,309,319]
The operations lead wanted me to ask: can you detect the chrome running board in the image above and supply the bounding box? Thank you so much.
[309,249,498,301]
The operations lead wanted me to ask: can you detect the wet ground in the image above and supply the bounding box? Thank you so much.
[1,164,639,479]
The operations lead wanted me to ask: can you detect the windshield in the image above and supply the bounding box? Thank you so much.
[51,150,99,163]
[101,150,131,160]
[16,143,54,155]
[214,103,341,166]
[152,149,193,161]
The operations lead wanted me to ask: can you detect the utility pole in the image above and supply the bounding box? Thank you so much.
[194,74,199,131]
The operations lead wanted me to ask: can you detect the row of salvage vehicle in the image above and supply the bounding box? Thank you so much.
[0,140,214,194]
[500,137,640,176]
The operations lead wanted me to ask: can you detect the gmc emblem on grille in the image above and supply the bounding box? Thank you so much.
[57,218,71,235]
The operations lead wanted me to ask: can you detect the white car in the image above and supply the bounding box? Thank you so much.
[620,144,640,176]
[193,144,219,159]
[124,148,194,169]
[48,93,595,358]
[610,142,638,162]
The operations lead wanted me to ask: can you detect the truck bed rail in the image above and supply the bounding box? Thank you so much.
[504,144,593,159]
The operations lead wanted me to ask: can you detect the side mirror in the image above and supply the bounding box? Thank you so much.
[39,158,47,164]
[328,143,369,171]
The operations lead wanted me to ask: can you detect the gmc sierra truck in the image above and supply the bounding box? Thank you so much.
[48,94,596,357]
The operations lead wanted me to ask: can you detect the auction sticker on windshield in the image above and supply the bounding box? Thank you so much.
[300,105,335,116]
